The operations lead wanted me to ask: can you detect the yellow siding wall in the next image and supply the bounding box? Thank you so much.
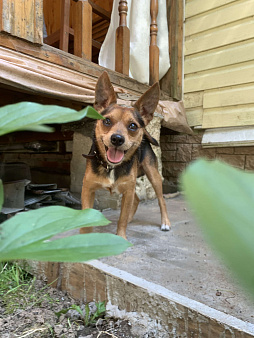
[184,0,254,129]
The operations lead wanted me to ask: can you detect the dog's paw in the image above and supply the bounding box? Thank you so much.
[161,223,171,231]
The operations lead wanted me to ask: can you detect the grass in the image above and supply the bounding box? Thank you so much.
[0,262,108,337]
[0,261,57,314]
[0,261,33,294]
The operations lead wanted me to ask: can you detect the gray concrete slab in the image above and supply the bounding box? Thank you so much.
[92,195,254,325]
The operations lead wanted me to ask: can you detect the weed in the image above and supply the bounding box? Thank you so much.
[55,301,106,326]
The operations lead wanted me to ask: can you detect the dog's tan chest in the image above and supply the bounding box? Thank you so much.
[99,169,119,194]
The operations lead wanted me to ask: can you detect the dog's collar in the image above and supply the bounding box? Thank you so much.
[82,151,114,172]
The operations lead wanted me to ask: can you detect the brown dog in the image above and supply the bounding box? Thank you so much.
[81,71,170,239]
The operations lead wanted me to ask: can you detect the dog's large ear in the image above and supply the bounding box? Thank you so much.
[94,71,117,112]
[134,82,160,126]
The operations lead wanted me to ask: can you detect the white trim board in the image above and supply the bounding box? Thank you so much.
[202,126,254,148]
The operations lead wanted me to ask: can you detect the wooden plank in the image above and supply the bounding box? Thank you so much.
[43,0,61,36]
[203,84,254,109]
[185,39,254,74]
[0,36,172,101]
[1,0,43,44]
[184,61,254,93]
[59,0,71,52]
[185,18,254,56]
[186,107,203,127]
[88,0,111,21]
[185,0,238,18]
[185,0,254,37]
[73,0,92,60]
[202,104,254,129]
[92,39,102,50]
[160,0,183,100]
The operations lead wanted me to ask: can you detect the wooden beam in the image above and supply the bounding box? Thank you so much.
[59,0,71,52]
[160,0,183,100]
[73,0,92,60]
[92,39,102,50]
[115,0,130,75]
[88,0,111,21]
[0,33,172,100]
[0,0,43,44]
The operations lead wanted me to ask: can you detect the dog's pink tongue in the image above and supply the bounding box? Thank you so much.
[107,147,124,163]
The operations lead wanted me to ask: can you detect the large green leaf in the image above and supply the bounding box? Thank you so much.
[3,233,130,262]
[0,102,102,136]
[181,159,254,297]
[0,206,131,262]
[0,180,3,211]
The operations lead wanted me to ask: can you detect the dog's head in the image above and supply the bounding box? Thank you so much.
[93,72,159,166]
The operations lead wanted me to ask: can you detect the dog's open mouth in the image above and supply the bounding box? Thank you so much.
[106,147,125,164]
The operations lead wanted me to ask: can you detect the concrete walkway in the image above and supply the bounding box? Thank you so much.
[92,195,254,325]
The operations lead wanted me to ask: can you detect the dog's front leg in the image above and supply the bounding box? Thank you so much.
[80,177,96,234]
[117,187,135,239]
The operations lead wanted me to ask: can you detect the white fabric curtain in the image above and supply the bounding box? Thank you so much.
[99,0,170,85]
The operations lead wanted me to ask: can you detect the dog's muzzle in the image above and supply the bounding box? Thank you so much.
[105,134,125,164]
[111,134,125,147]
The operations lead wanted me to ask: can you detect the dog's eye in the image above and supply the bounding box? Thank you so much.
[129,123,138,131]
[103,118,111,126]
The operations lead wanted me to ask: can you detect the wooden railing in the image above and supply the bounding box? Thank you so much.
[114,0,159,85]
[44,0,159,85]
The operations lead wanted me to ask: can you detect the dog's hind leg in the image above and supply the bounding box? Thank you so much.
[128,192,140,223]
[143,164,171,231]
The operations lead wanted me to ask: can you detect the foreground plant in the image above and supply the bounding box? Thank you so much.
[182,159,254,298]
[0,101,102,135]
[56,302,106,326]
[0,205,130,262]
[0,102,131,263]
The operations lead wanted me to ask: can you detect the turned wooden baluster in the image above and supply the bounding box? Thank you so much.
[149,0,159,85]
[115,0,130,75]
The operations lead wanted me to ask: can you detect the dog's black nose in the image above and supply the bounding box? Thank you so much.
[111,134,125,146]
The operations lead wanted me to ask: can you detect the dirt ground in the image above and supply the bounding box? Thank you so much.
[0,279,139,338]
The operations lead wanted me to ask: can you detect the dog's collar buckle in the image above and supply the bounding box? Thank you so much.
[106,164,114,172]
[82,151,114,172]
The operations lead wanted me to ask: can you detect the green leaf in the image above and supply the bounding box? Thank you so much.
[181,159,254,297]
[22,125,55,133]
[85,105,105,120]
[0,180,3,211]
[0,103,102,136]
[55,304,84,319]
[55,308,70,319]
[3,233,131,262]
[0,206,131,262]
[71,304,84,318]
